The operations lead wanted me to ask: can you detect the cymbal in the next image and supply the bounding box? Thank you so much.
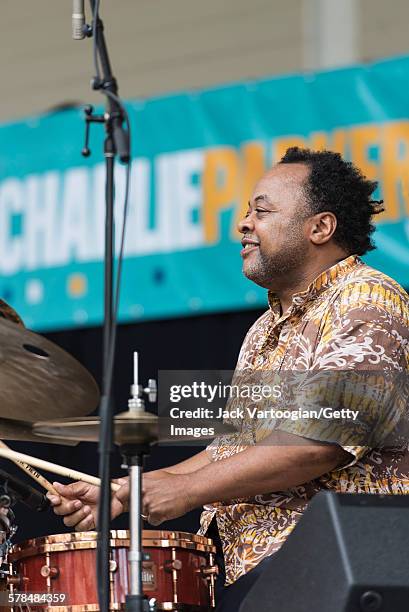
[0,417,77,446]
[34,413,158,446]
[0,319,99,422]
[34,413,238,445]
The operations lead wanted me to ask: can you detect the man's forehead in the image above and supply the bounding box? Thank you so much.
[262,162,309,185]
[252,163,309,200]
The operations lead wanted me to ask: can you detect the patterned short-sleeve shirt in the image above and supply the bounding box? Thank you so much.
[198,255,409,585]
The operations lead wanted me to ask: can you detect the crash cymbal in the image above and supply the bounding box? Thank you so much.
[0,318,99,422]
[0,417,77,446]
[34,413,238,445]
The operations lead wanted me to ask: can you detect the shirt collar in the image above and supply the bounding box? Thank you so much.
[267,255,362,321]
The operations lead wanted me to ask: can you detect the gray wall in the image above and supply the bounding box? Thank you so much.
[1,0,409,124]
[361,0,409,61]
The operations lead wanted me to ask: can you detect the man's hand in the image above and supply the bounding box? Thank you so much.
[142,472,194,526]
[47,454,209,531]
[47,478,129,531]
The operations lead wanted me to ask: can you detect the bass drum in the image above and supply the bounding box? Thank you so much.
[9,530,217,611]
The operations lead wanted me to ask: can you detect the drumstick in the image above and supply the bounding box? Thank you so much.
[0,447,121,492]
[0,440,58,495]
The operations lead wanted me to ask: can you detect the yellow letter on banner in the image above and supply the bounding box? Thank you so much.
[381,121,409,221]
[310,129,347,156]
[274,131,347,163]
[273,137,307,162]
[231,142,266,239]
[203,148,239,243]
[349,125,380,185]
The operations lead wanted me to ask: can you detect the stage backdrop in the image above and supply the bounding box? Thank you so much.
[0,54,408,331]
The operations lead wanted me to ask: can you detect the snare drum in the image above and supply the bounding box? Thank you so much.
[9,530,217,611]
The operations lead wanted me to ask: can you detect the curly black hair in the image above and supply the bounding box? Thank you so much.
[279,147,384,255]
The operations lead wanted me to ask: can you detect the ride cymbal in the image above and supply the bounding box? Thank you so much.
[34,413,158,446]
[0,417,77,445]
[34,413,237,445]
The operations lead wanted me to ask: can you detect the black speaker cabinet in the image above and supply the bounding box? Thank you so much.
[239,492,409,612]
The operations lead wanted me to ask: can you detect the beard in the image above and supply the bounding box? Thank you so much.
[243,228,308,289]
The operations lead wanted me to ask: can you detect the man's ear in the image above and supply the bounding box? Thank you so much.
[308,212,337,245]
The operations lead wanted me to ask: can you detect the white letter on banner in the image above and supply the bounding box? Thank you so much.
[0,178,23,274]
[57,167,90,265]
[114,163,126,252]
[155,150,205,253]
[89,162,106,261]
[89,158,153,258]
[87,164,106,261]
[122,158,154,255]
[25,172,59,270]
[155,153,175,251]
[174,150,204,249]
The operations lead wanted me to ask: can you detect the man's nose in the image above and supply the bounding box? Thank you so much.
[238,212,254,235]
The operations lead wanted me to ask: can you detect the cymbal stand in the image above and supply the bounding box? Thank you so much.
[0,487,16,581]
[117,352,157,612]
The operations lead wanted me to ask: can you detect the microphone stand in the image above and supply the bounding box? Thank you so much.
[79,3,135,612]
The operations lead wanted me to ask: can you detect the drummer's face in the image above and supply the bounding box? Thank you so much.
[238,163,311,290]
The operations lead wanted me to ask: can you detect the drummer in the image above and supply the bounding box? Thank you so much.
[48,148,409,608]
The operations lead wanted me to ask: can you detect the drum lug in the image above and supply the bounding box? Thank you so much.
[164,559,182,573]
[109,560,117,573]
[40,565,59,579]
[7,575,29,587]
[200,554,218,609]
[200,565,219,577]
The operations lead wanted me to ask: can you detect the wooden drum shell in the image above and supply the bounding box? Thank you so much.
[9,530,217,611]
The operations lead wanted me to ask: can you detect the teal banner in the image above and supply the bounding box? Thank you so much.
[0,55,408,330]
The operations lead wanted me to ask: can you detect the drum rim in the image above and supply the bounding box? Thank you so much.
[10,529,216,560]
[39,605,206,611]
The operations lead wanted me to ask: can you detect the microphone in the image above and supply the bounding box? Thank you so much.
[72,0,86,40]
[0,468,50,512]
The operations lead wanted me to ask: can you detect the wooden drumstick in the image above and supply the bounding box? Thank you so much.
[0,440,59,495]
[0,447,121,492]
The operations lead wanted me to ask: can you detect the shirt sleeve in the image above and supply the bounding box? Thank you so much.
[0,299,24,327]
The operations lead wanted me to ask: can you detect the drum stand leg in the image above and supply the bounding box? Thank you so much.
[121,445,151,612]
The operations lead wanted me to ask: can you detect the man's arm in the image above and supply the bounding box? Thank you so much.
[146,449,211,478]
[189,437,349,503]
[141,431,352,525]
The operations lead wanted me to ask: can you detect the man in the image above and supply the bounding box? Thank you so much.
[49,148,409,608]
